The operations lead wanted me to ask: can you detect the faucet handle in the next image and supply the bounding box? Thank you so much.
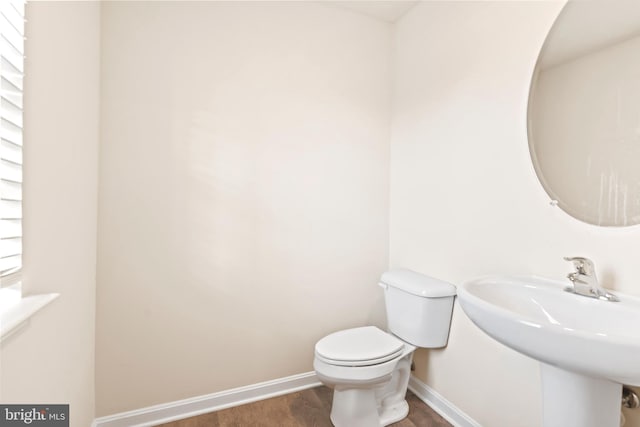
[563,256,595,275]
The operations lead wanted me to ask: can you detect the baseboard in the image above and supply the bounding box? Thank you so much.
[92,371,477,427]
[92,372,321,427]
[408,375,482,427]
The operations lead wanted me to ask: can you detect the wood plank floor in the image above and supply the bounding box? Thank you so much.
[155,386,452,427]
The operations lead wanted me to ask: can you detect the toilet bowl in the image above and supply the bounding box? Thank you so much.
[313,269,456,427]
[314,326,417,426]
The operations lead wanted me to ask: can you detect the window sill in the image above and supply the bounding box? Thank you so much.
[0,288,59,343]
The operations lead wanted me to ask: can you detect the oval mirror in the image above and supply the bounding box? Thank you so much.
[528,0,640,226]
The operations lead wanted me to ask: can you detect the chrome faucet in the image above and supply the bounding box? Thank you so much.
[564,257,619,302]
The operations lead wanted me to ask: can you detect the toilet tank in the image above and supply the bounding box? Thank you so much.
[380,269,456,348]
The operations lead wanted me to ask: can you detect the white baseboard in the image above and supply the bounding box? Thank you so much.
[92,371,478,427]
[409,375,482,427]
[92,372,321,427]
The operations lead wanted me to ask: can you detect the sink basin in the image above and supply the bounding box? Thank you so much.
[458,275,640,427]
[458,275,640,386]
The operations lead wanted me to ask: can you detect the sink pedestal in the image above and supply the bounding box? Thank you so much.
[541,364,622,427]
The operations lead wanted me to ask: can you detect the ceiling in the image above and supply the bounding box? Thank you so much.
[323,1,419,23]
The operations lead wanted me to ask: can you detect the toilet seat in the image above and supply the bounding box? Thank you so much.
[315,326,404,367]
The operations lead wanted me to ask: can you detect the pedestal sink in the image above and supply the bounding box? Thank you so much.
[457,275,640,427]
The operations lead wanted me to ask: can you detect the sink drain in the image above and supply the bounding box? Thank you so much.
[622,387,639,409]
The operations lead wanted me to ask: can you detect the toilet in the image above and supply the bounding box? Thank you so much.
[313,269,456,427]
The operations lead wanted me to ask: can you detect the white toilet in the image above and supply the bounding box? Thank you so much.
[313,269,456,427]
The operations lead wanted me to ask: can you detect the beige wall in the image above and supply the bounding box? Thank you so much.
[0,2,100,427]
[96,1,391,415]
[391,1,640,426]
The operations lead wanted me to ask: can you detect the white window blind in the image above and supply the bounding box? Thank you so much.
[0,0,25,285]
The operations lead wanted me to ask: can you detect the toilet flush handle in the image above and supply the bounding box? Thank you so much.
[379,282,388,290]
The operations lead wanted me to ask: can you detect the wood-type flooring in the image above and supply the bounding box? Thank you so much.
[155,386,452,427]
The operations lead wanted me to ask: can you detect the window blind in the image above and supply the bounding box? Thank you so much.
[0,0,24,284]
